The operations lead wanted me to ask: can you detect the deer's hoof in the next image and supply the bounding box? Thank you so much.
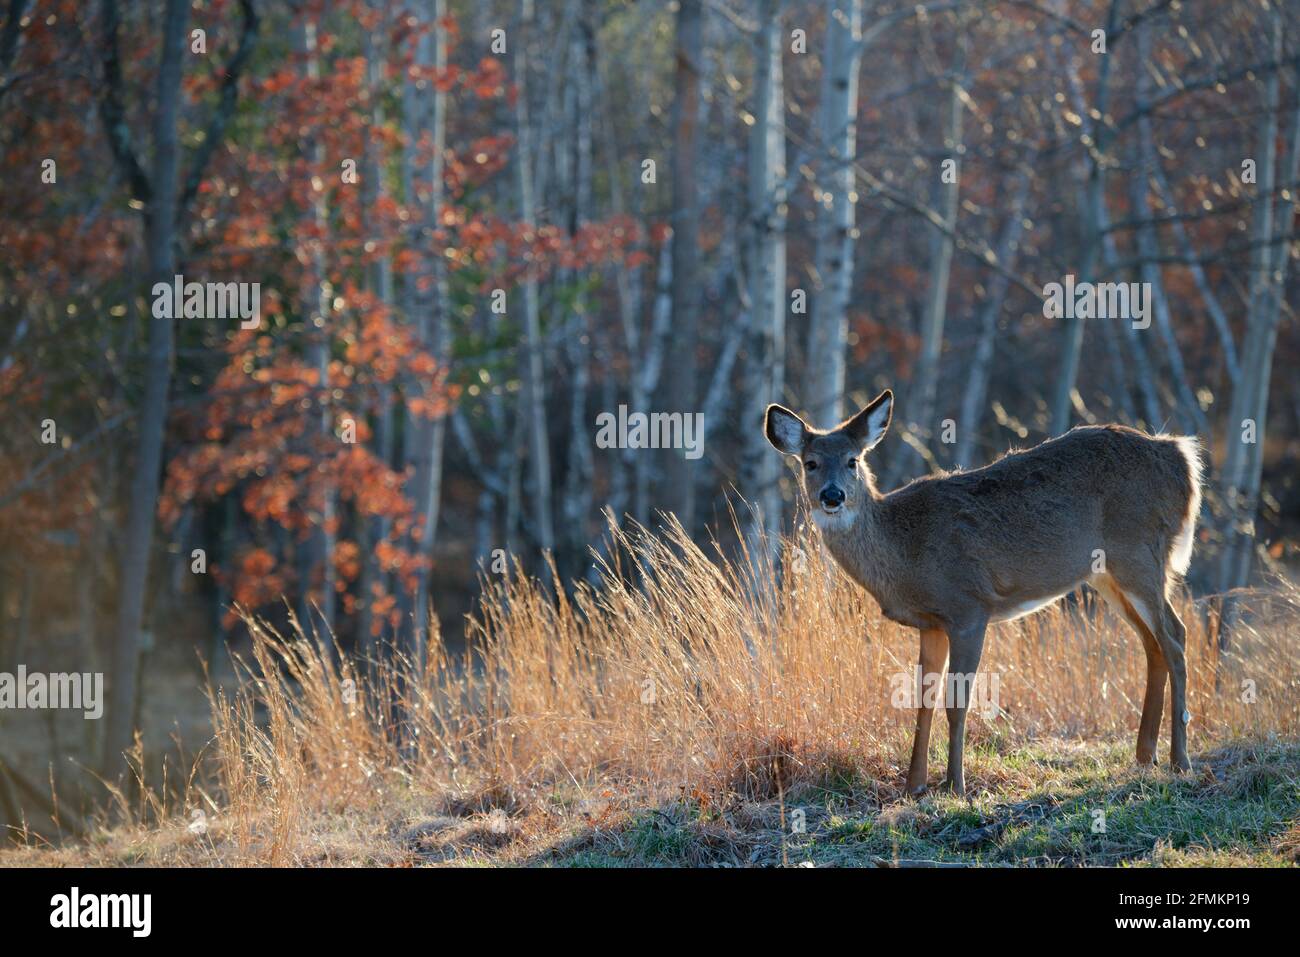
[1171,757,1193,775]
[936,778,965,798]
[905,781,928,799]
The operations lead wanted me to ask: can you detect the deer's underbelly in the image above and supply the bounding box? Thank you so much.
[989,588,1074,623]
[872,593,947,630]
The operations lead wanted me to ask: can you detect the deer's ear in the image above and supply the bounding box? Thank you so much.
[765,404,808,456]
[843,390,893,450]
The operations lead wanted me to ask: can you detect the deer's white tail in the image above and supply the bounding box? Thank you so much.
[1168,435,1203,578]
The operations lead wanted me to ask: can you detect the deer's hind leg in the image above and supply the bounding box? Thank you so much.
[1157,596,1192,772]
[1095,574,1167,766]
[1097,566,1192,773]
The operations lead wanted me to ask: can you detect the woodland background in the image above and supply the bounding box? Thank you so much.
[0,0,1297,808]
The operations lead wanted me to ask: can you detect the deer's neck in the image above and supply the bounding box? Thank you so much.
[816,492,895,597]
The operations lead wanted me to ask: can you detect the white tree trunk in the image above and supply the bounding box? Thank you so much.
[1219,9,1295,607]
[400,0,451,655]
[806,0,862,426]
[512,0,555,556]
[954,167,1031,469]
[904,41,964,476]
[1050,0,1120,434]
[741,0,787,543]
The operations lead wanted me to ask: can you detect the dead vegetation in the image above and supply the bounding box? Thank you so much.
[2,519,1298,866]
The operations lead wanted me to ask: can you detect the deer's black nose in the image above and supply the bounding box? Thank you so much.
[820,486,845,508]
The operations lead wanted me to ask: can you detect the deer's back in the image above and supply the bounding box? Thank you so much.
[878,425,1196,607]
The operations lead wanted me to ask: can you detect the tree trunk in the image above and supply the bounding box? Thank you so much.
[662,0,702,534]
[740,0,787,543]
[1128,135,1205,436]
[954,167,1031,469]
[296,14,336,642]
[560,8,596,578]
[1049,0,1120,435]
[1147,147,1239,387]
[1219,9,1296,620]
[1128,21,1206,435]
[512,0,555,556]
[901,36,965,478]
[102,0,187,773]
[358,8,396,656]
[806,0,862,426]
[399,0,451,657]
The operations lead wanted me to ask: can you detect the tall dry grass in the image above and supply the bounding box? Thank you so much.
[207,515,1300,860]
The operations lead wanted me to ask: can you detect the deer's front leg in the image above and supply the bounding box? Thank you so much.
[941,618,988,798]
[906,628,949,796]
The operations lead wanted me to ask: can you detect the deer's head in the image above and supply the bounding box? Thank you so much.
[764,390,893,525]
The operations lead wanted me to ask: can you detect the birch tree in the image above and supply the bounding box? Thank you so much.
[1049,0,1121,435]
[954,166,1031,469]
[398,0,451,656]
[740,0,787,542]
[1130,21,1205,437]
[901,29,965,477]
[511,0,555,556]
[806,0,862,426]
[1219,8,1298,621]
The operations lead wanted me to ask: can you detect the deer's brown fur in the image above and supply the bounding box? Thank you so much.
[765,390,1202,796]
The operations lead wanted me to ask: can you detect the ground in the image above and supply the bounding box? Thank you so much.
[4,735,1296,867]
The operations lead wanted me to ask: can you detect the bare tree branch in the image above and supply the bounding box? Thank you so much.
[97,0,152,205]
[178,0,261,222]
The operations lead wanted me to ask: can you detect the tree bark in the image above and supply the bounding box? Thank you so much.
[397,0,451,657]
[662,0,702,534]
[101,0,187,773]
[358,6,396,656]
[901,33,965,478]
[954,167,1031,469]
[1130,21,1205,436]
[1049,0,1120,435]
[512,0,555,556]
[560,5,596,578]
[296,14,336,642]
[806,0,862,426]
[741,0,787,543]
[1219,10,1296,618]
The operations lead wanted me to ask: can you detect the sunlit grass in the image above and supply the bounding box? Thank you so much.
[3,516,1297,866]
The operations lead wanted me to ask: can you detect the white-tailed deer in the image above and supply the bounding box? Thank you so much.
[765,390,1203,796]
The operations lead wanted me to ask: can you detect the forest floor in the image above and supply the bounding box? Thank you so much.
[3,734,1297,867]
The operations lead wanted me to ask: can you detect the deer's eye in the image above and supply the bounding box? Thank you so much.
[847,458,857,468]
[804,460,818,471]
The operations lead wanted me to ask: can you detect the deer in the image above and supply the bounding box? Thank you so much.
[764,390,1203,797]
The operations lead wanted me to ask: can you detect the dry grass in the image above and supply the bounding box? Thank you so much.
[3,516,1298,866]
